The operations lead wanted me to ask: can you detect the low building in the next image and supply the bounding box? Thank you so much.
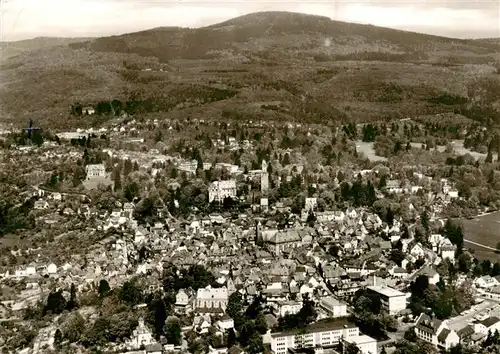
[270,319,360,354]
[319,297,348,318]
[366,286,406,315]
[343,334,378,354]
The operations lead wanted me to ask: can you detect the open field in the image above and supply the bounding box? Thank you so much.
[457,212,500,262]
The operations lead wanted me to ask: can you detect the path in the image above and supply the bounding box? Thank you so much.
[464,239,498,252]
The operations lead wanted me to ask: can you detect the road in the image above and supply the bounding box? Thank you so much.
[464,239,498,252]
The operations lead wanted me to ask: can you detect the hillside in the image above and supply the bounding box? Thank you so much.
[0,11,499,129]
[72,12,499,62]
[0,37,92,60]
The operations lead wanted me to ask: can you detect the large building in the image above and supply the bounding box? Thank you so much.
[270,320,360,354]
[208,180,237,203]
[195,286,228,310]
[366,286,407,315]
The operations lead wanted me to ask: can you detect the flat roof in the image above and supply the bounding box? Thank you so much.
[367,285,405,298]
[347,335,377,345]
[271,319,356,338]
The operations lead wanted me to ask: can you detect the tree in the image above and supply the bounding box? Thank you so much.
[53,329,63,350]
[123,182,139,202]
[149,297,168,339]
[164,319,182,345]
[44,290,67,315]
[283,153,290,166]
[31,131,44,146]
[247,333,264,354]
[119,279,143,306]
[98,279,111,297]
[227,292,245,329]
[227,329,237,348]
[66,283,78,311]
[496,242,500,254]
[255,311,268,334]
[298,294,317,324]
[344,342,360,354]
[63,312,85,343]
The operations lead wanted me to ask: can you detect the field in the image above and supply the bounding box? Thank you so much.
[458,212,500,262]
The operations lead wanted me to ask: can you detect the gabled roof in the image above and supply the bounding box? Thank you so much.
[437,328,451,342]
[479,316,500,328]
[416,313,442,335]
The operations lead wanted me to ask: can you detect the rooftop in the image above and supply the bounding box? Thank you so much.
[366,285,405,298]
[271,318,356,337]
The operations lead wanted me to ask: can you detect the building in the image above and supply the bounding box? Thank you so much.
[266,229,302,255]
[82,106,96,115]
[319,297,348,318]
[343,335,378,354]
[261,172,270,192]
[208,180,237,203]
[270,320,359,354]
[474,317,500,336]
[85,164,106,179]
[276,301,302,318]
[414,313,460,350]
[196,286,228,310]
[366,286,406,315]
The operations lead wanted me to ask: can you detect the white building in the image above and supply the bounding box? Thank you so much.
[208,180,237,203]
[414,313,460,350]
[126,318,156,350]
[366,286,406,315]
[270,320,360,354]
[85,164,106,179]
[319,297,348,318]
[343,335,378,354]
[196,286,228,310]
[277,301,302,318]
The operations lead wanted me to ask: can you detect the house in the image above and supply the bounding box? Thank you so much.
[208,180,237,203]
[34,199,49,210]
[475,275,499,289]
[420,267,440,285]
[217,315,235,331]
[410,243,426,258]
[196,286,228,311]
[474,317,500,336]
[414,313,460,350]
[175,289,190,313]
[319,296,348,318]
[270,319,360,354]
[47,263,57,275]
[366,286,406,315]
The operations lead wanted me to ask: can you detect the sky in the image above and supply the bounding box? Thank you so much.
[1,0,499,41]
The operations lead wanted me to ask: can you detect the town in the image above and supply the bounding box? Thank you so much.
[1,109,500,354]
